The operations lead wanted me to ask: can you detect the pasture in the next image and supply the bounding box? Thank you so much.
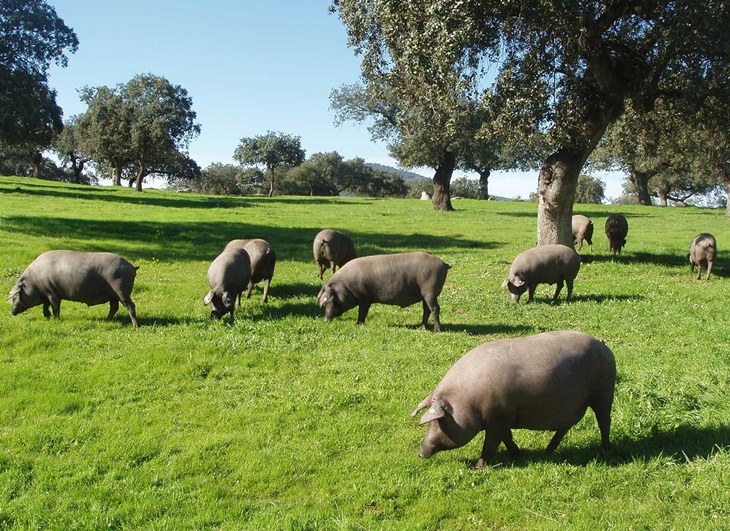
[1,176,729,529]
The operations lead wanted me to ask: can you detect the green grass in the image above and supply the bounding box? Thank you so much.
[1,176,729,529]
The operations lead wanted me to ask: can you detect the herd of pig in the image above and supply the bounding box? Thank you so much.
[5,214,719,467]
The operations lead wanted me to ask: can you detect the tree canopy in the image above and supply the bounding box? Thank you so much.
[0,0,78,169]
[332,1,730,243]
[233,131,305,197]
[75,74,200,190]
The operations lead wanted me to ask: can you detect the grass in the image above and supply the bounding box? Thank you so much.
[1,176,729,529]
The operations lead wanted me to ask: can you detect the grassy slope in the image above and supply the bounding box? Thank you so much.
[0,177,729,529]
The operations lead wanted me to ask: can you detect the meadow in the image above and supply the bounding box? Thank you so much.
[1,176,729,530]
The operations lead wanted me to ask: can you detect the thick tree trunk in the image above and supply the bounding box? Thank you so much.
[31,151,42,178]
[723,176,730,217]
[478,169,490,200]
[537,150,583,245]
[630,170,652,205]
[656,190,668,206]
[431,150,456,211]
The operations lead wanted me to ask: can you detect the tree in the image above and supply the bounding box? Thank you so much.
[574,175,605,204]
[53,118,91,184]
[0,0,78,152]
[76,74,200,190]
[234,131,305,197]
[332,1,730,244]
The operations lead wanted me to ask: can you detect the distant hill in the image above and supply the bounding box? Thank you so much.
[365,163,430,181]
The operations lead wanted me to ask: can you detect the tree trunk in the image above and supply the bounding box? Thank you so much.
[135,165,144,192]
[112,165,123,186]
[268,167,275,197]
[723,176,730,217]
[656,189,668,206]
[31,151,42,178]
[537,149,583,245]
[630,170,652,205]
[431,150,456,211]
[478,169,491,200]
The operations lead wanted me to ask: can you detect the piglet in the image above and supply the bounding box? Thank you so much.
[502,244,581,303]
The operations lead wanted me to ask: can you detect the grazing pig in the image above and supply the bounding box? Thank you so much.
[605,213,628,256]
[7,250,139,327]
[203,247,251,322]
[501,244,581,303]
[313,229,357,279]
[316,252,451,332]
[688,233,717,280]
[224,238,276,302]
[411,330,616,468]
[572,214,594,252]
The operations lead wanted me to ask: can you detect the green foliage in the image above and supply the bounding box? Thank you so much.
[193,163,263,196]
[450,176,481,199]
[1,177,730,528]
[76,74,201,190]
[0,0,78,149]
[575,174,605,204]
[233,131,305,197]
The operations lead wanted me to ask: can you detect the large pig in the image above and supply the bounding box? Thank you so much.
[411,331,616,468]
[313,229,357,279]
[7,250,139,327]
[605,213,628,256]
[501,244,581,303]
[224,238,276,302]
[203,247,251,322]
[316,252,451,332]
[688,233,717,280]
[572,214,594,252]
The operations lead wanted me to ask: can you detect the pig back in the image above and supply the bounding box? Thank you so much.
[435,331,615,431]
[207,248,251,293]
[226,238,275,282]
[25,250,136,304]
[336,252,449,305]
[511,245,581,284]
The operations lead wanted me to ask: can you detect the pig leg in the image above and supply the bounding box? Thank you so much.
[552,280,564,303]
[696,263,702,280]
[246,280,254,299]
[475,423,510,468]
[121,299,138,327]
[262,278,271,303]
[706,260,713,280]
[48,295,61,318]
[318,262,326,280]
[565,278,574,302]
[42,301,52,319]
[357,302,371,324]
[422,299,441,332]
[502,429,521,458]
[545,427,571,453]
[107,299,119,320]
[527,285,536,302]
[590,402,612,450]
[329,261,337,277]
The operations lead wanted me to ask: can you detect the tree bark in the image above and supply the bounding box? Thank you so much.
[112,165,123,186]
[431,150,456,211]
[537,149,583,245]
[135,164,144,191]
[31,151,42,178]
[656,189,668,206]
[630,170,652,205]
[478,169,491,200]
[723,176,730,217]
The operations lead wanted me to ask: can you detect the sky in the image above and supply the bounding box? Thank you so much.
[46,0,625,200]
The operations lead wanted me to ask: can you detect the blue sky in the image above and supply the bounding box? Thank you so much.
[47,1,623,199]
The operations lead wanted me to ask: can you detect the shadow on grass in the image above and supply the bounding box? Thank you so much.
[455,423,730,468]
[2,216,495,264]
[0,183,252,210]
[398,322,536,336]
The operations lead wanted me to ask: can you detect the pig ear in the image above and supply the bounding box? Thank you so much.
[6,283,21,302]
[222,292,234,307]
[418,398,452,425]
[510,276,525,287]
[500,278,509,288]
[203,290,214,305]
[410,396,432,418]
[316,285,328,306]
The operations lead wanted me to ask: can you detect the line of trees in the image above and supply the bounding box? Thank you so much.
[331,1,730,239]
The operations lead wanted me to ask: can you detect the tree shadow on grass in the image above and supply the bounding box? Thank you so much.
[2,216,495,264]
[397,322,536,336]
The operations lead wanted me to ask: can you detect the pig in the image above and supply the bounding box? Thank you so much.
[572,214,594,252]
[605,213,628,256]
[224,238,276,302]
[313,229,357,279]
[203,247,251,322]
[7,250,139,327]
[411,330,616,468]
[316,252,451,332]
[501,244,581,303]
[688,233,717,280]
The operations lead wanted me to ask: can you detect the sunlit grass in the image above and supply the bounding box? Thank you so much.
[1,176,729,528]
